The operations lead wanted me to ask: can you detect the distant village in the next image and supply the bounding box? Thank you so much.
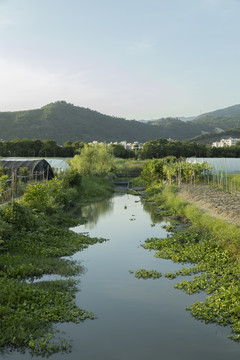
[211,137,240,148]
[89,140,144,150]
[89,137,240,149]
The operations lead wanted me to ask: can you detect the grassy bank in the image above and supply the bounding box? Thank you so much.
[141,184,240,341]
[113,158,149,175]
[0,174,114,356]
[148,184,240,259]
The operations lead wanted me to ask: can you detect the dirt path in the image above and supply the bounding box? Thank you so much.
[178,184,240,226]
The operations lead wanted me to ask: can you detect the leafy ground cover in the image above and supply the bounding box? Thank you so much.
[142,227,240,341]
[130,269,162,279]
[0,173,113,356]
[137,184,240,341]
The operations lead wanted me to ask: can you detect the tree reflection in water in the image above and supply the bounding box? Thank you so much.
[81,198,114,228]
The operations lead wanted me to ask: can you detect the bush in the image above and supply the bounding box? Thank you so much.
[22,179,64,214]
[62,168,82,188]
[0,201,38,232]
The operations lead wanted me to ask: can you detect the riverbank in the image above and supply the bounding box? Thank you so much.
[142,183,240,341]
[0,175,114,356]
[178,184,240,226]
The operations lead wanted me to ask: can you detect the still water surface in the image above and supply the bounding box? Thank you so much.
[3,193,240,359]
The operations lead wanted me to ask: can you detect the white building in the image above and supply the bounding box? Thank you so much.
[212,137,240,147]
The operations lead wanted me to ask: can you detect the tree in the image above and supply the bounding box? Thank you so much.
[39,140,58,157]
[71,144,114,175]
[109,144,134,159]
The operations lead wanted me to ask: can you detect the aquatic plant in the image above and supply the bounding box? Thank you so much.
[134,269,162,279]
[0,174,112,355]
[142,226,240,341]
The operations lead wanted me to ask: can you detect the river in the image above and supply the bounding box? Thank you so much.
[3,193,240,359]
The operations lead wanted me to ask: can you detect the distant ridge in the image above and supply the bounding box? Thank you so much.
[1,101,240,144]
[196,104,240,118]
[0,101,176,144]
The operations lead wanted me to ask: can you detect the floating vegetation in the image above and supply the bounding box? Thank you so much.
[142,227,240,341]
[0,196,108,355]
[161,224,173,231]
[134,269,162,279]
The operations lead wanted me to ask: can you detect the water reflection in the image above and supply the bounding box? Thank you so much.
[82,196,166,229]
[4,194,240,360]
[81,198,114,228]
[141,199,165,224]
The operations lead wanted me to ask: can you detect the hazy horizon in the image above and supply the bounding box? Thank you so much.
[1,0,240,120]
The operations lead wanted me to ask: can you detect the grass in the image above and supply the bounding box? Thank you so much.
[113,158,149,174]
[79,175,114,203]
[154,185,240,259]
[227,173,240,192]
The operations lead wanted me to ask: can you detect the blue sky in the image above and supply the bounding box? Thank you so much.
[0,0,240,119]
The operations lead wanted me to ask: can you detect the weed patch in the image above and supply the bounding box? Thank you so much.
[0,175,112,355]
[137,184,240,341]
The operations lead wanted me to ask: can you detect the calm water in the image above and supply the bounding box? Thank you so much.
[2,193,240,359]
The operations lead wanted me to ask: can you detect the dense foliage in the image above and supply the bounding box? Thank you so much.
[108,143,135,158]
[0,101,183,144]
[2,136,240,160]
[1,101,240,144]
[140,138,240,159]
[71,144,114,175]
[0,138,85,157]
[0,166,114,355]
[140,157,211,186]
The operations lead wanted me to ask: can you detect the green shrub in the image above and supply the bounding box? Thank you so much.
[0,201,38,232]
[22,178,64,214]
[62,168,82,188]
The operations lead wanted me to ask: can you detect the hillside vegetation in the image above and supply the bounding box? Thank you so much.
[0,101,170,144]
[189,127,240,144]
[1,101,240,144]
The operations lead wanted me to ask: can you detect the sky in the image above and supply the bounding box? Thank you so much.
[0,0,240,120]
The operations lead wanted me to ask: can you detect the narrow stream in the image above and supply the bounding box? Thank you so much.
[4,193,240,359]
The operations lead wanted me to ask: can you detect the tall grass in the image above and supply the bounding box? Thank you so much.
[160,185,240,260]
[228,173,240,192]
[80,175,114,201]
[113,159,149,174]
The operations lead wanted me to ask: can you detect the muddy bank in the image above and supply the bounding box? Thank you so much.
[178,184,240,226]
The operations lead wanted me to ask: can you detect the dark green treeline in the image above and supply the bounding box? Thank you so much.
[1,138,240,159]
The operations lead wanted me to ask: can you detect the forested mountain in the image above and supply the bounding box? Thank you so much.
[142,106,240,142]
[1,101,240,144]
[196,104,240,119]
[189,127,240,145]
[0,101,179,144]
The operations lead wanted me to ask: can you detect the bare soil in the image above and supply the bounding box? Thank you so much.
[178,184,240,226]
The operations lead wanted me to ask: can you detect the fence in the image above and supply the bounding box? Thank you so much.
[0,168,49,205]
[187,157,240,195]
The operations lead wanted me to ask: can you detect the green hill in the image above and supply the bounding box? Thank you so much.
[0,101,169,144]
[1,101,240,144]
[196,104,240,118]
[189,127,240,144]
[0,101,204,144]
